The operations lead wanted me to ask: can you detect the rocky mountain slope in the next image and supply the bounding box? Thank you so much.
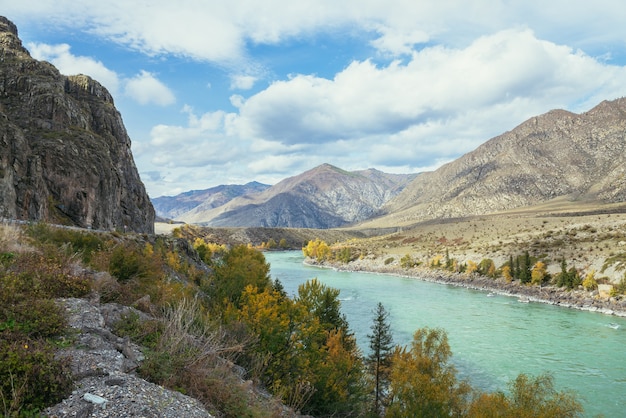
[0,17,154,233]
[176,163,416,228]
[375,98,626,226]
[152,181,269,219]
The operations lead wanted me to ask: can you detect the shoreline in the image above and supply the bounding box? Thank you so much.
[303,258,626,319]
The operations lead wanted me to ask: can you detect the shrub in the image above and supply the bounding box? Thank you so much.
[26,223,106,264]
[114,311,163,350]
[0,338,73,416]
[108,243,152,282]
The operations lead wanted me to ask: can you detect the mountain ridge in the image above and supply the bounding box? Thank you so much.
[371,98,626,226]
[152,181,270,219]
[173,163,417,228]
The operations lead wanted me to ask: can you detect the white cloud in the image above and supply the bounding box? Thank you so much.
[147,108,241,167]
[12,0,626,197]
[26,42,120,93]
[370,26,430,56]
[230,75,257,90]
[124,70,175,106]
[11,0,626,67]
[235,29,626,148]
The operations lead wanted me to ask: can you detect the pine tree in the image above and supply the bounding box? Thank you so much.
[367,302,394,416]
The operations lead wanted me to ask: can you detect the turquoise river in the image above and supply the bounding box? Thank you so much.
[264,251,626,417]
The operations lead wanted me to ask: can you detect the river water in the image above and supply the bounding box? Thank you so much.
[264,251,626,417]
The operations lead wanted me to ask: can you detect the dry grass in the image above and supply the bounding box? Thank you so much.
[0,222,34,254]
[349,201,626,283]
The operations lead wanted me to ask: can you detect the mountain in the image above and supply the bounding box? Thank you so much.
[152,182,270,219]
[376,98,626,226]
[0,17,154,233]
[176,164,417,228]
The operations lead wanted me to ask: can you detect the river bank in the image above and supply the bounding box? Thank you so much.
[304,257,626,318]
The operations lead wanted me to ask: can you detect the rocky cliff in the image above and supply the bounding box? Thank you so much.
[381,98,626,224]
[0,17,154,233]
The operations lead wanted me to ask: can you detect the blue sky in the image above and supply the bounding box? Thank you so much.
[4,1,626,198]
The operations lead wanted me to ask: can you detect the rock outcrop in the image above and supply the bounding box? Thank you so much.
[0,17,154,233]
[45,298,213,418]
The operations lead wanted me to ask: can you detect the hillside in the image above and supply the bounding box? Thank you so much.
[152,182,270,219]
[176,163,416,228]
[0,17,154,233]
[373,98,626,227]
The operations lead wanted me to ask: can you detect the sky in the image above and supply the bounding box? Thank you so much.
[4,1,626,198]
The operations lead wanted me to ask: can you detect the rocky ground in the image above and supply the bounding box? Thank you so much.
[45,297,213,418]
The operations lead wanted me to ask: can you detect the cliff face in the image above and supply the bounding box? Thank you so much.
[0,17,154,233]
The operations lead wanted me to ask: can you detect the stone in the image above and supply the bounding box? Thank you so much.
[83,393,108,409]
[0,16,154,233]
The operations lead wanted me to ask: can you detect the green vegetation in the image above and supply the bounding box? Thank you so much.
[1,225,90,416]
[361,236,622,294]
[366,302,394,416]
[0,223,588,417]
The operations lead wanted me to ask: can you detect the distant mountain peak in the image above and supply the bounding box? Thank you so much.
[378,97,626,224]
[167,164,415,228]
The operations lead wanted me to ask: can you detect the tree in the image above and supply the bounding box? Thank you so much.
[311,329,367,417]
[302,238,331,261]
[466,260,478,275]
[386,328,471,417]
[445,249,453,271]
[237,285,321,411]
[295,279,365,416]
[400,254,418,268]
[519,251,532,284]
[501,264,513,282]
[367,302,394,416]
[297,278,348,336]
[211,245,271,308]
[531,261,547,286]
[479,259,496,278]
[582,270,598,291]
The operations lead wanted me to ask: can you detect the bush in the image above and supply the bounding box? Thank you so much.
[114,311,163,350]
[26,223,106,264]
[108,244,152,282]
[0,338,73,416]
[2,253,91,299]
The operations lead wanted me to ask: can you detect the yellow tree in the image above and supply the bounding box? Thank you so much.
[386,328,471,417]
[211,245,271,308]
[302,239,331,261]
[466,260,478,275]
[309,329,366,417]
[501,264,512,282]
[582,270,598,291]
[237,285,321,411]
[531,261,547,286]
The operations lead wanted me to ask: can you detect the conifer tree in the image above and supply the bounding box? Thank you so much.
[367,302,394,416]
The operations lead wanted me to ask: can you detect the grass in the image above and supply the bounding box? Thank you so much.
[0,222,290,417]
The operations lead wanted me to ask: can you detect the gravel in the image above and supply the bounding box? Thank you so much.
[44,297,214,418]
